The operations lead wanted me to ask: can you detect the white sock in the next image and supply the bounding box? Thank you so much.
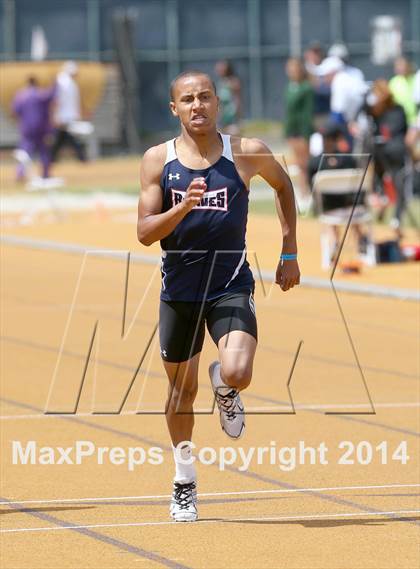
[172,442,196,484]
[212,362,233,392]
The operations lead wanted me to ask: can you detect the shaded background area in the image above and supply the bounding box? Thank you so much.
[0,0,419,136]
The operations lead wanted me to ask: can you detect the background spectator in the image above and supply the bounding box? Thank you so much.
[12,75,56,180]
[304,42,331,130]
[389,57,417,128]
[284,57,314,197]
[308,121,356,186]
[319,55,366,148]
[414,69,420,118]
[51,61,86,162]
[328,43,364,82]
[389,57,417,159]
[308,120,362,265]
[367,79,408,236]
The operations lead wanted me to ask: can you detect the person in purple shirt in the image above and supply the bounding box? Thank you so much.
[12,76,56,180]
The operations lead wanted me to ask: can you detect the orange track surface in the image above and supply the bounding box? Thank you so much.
[1,172,419,568]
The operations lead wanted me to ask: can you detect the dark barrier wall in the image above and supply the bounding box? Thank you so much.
[1,0,419,133]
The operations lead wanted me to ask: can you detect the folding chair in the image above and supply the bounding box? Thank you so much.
[312,167,376,270]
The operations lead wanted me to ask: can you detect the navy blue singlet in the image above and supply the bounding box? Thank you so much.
[159,133,254,302]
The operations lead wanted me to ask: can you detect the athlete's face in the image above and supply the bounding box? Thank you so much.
[170,75,219,133]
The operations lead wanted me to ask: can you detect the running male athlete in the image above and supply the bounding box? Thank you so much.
[137,71,300,522]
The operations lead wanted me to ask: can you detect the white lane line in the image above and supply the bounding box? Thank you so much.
[1,483,419,506]
[1,509,419,534]
[2,402,419,420]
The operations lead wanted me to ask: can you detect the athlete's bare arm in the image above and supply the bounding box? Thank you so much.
[137,144,207,246]
[236,137,300,291]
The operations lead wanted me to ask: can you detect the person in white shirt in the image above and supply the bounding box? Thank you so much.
[318,56,367,145]
[51,61,86,162]
[328,43,365,83]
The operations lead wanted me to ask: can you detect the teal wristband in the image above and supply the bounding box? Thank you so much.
[280,253,297,261]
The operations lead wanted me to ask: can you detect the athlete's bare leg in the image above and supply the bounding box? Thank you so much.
[164,353,200,446]
[217,330,257,391]
[164,354,199,521]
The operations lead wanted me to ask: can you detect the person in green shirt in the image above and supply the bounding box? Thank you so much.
[284,58,314,197]
[390,57,419,159]
[389,57,416,126]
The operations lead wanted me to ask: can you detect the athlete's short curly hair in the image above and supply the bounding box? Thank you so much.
[170,70,217,101]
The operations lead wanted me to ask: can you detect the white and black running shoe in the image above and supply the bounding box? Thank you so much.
[209,361,245,439]
[170,480,198,522]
